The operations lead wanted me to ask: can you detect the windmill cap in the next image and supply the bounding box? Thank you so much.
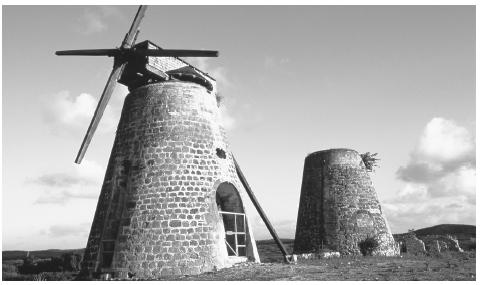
[167,66,213,91]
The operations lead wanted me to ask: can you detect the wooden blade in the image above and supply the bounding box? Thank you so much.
[121,5,148,48]
[134,49,219,57]
[55,49,119,56]
[75,63,126,164]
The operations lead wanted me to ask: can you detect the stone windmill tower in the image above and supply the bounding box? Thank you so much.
[56,6,292,279]
[293,149,398,256]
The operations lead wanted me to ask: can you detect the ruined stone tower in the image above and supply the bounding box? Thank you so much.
[293,148,398,256]
[81,55,260,278]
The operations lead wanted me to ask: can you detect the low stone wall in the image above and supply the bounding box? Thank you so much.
[404,234,426,255]
[421,235,463,252]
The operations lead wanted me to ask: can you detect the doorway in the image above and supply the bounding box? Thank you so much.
[216,182,247,257]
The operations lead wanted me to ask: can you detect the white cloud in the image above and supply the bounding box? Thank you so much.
[431,165,476,200]
[43,91,118,136]
[42,223,90,238]
[33,159,104,205]
[396,117,475,198]
[383,194,475,233]
[219,106,236,131]
[385,117,476,233]
[415,117,474,163]
[185,57,231,91]
[30,173,96,188]
[394,183,429,202]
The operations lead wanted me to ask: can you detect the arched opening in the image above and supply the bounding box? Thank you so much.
[216,182,247,257]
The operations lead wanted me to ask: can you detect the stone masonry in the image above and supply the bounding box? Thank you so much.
[81,81,259,279]
[404,233,426,255]
[293,149,398,256]
[421,235,464,253]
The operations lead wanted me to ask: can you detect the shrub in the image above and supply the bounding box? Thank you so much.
[61,252,82,272]
[360,152,380,172]
[358,237,379,256]
[18,257,64,274]
[465,240,475,251]
[215,92,223,107]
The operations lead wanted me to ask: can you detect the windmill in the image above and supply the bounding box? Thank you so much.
[57,6,291,278]
[56,5,218,164]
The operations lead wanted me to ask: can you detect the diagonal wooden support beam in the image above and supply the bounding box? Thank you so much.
[232,155,292,263]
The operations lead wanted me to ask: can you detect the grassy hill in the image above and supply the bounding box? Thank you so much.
[412,224,475,237]
[2,249,84,262]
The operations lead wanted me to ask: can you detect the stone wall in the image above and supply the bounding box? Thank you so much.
[395,233,464,254]
[404,233,426,255]
[293,149,398,256]
[81,81,259,279]
[421,235,463,252]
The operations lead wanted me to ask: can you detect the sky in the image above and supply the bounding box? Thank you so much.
[2,5,475,250]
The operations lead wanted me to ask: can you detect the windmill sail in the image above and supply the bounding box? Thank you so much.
[135,49,219,57]
[58,5,219,164]
[74,6,148,164]
[55,49,119,56]
[74,63,126,163]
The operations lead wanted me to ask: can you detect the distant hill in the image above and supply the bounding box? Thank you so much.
[412,224,475,237]
[3,224,475,262]
[2,248,84,262]
[256,238,294,245]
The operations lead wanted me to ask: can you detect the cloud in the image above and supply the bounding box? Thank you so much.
[76,6,123,35]
[185,57,231,91]
[383,117,476,233]
[31,173,96,188]
[186,57,237,130]
[35,188,98,205]
[218,105,236,131]
[414,117,474,163]
[44,223,90,238]
[396,117,475,198]
[43,91,118,136]
[32,159,104,205]
[383,195,476,233]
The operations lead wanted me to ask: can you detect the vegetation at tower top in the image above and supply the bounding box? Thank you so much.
[361,152,380,172]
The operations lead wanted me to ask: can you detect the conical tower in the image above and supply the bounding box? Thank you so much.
[81,69,260,278]
[293,148,398,256]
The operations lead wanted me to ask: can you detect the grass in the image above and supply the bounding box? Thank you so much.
[3,238,475,281]
[153,250,476,281]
